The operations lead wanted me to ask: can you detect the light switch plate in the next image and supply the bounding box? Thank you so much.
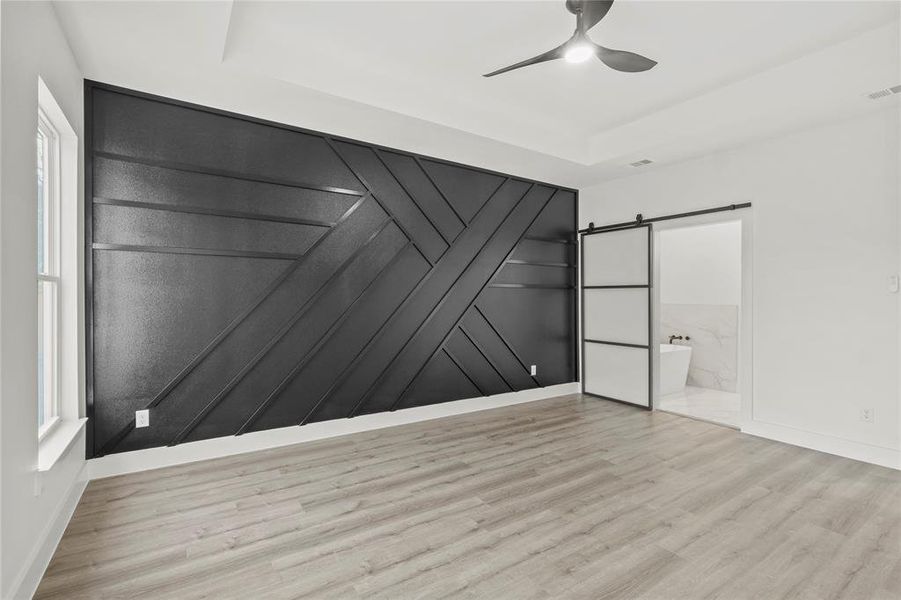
[889,275,899,293]
[530,365,537,376]
[135,409,150,428]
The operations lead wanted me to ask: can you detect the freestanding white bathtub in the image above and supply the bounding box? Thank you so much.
[659,344,692,396]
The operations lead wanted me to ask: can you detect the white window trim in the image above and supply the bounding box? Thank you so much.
[37,108,62,441]
[38,418,87,473]
[37,77,84,471]
[38,414,61,443]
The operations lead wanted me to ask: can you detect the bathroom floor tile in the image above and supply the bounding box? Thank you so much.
[658,386,740,428]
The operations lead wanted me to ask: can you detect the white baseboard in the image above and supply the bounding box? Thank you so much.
[17,383,897,600]
[10,468,88,600]
[742,419,900,470]
[88,382,581,480]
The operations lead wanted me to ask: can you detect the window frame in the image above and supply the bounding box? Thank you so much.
[37,107,62,441]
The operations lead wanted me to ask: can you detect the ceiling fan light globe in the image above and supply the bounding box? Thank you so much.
[564,43,594,63]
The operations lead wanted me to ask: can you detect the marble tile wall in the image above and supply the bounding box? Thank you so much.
[660,303,738,392]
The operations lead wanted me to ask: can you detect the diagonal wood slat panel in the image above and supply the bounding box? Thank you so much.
[330,140,449,264]
[360,185,558,414]
[419,159,508,224]
[377,149,465,243]
[91,253,294,445]
[306,178,533,422]
[170,218,406,445]
[446,328,512,397]
[373,187,559,412]
[185,223,410,442]
[232,242,419,436]
[465,306,539,388]
[252,247,433,432]
[86,82,577,456]
[95,194,384,455]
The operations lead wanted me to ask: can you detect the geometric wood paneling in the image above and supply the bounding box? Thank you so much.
[86,81,577,457]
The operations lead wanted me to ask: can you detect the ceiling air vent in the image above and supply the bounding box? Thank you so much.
[866,84,901,100]
[629,159,653,167]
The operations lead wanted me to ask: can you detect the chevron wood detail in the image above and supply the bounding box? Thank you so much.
[86,82,577,457]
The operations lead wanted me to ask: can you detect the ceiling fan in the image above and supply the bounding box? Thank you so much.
[483,0,657,77]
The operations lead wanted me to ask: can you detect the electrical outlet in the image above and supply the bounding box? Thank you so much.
[135,409,150,428]
[861,408,874,423]
[530,365,537,376]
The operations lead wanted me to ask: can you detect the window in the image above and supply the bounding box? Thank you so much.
[36,77,82,470]
[37,109,61,438]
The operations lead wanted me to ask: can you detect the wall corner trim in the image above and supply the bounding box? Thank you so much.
[88,383,581,480]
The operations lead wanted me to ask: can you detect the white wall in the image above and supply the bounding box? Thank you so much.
[659,221,742,306]
[52,1,589,189]
[582,109,901,468]
[0,2,86,598]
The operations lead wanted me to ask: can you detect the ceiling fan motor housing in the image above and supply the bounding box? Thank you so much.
[566,0,586,15]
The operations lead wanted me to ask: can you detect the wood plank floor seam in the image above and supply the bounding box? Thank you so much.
[36,394,901,599]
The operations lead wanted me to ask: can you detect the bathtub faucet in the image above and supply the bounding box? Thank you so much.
[669,335,690,344]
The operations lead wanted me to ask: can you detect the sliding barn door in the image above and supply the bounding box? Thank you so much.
[581,225,653,408]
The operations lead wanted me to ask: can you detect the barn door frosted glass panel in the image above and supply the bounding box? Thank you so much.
[583,288,647,345]
[583,343,649,406]
[582,225,651,408]
[583,227,648,286]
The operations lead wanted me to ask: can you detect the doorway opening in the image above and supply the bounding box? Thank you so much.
[654,219,742,428]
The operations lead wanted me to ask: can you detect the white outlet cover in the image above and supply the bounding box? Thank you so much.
[135,409,150,428]
[530,365,537,376]
[861,408,874,423]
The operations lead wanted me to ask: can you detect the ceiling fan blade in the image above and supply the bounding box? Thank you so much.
[595,45,657,72]
[483,44,565,77]
[581,1,615,31]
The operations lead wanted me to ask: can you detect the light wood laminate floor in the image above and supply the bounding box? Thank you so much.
[37,394,901,599]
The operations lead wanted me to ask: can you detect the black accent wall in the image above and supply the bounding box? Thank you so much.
[85,81,577,457]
